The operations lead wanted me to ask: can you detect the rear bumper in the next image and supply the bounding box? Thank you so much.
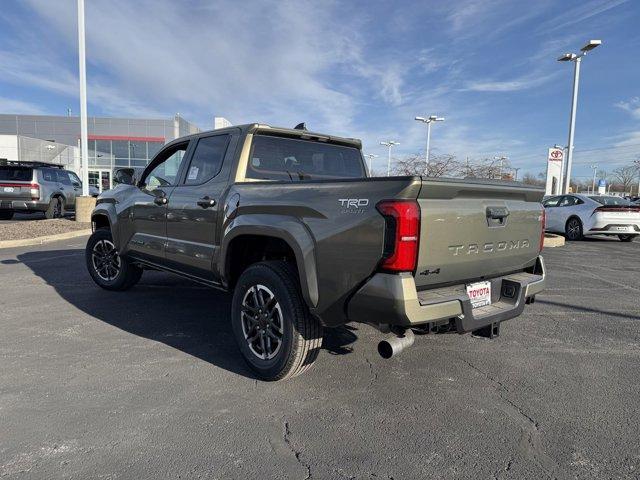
[348,256,546,332]
[0,200,47,212]
[586,224,640,235]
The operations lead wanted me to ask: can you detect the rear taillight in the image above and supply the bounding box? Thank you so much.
[539,209,546,253]
[30,184,39,200]
[376,200,420,273]
[593,206,640,213]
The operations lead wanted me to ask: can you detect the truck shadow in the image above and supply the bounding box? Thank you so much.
[15,249,357,379]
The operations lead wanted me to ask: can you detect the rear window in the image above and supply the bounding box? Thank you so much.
[246,135,365,181]
[0,167,32,182]
[589,196,631,206]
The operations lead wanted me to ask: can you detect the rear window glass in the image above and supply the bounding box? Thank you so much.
[0,167,32,182]
[589,196,631,206]
[246,135,365,181]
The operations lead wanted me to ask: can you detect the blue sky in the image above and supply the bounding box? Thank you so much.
[0,0,639,179]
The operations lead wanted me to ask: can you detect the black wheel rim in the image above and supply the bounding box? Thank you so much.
[54,199,62,218]
[567,219,580,239]
[91,239,121,281]
[241,284,284,360]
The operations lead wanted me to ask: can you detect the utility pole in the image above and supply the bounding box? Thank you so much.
[77,0,89,197]
[364,154,378,175]
[415,115,444,175]
[380,141,399,177]
[557,40,602,194]
[590,164,598,194]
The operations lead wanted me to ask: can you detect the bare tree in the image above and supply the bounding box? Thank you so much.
[612,165,638,194]
[392,154,461,178]
[521,172,545,186]
[465,157,512,180]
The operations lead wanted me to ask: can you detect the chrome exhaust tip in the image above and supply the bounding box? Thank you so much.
[377,329,415,359]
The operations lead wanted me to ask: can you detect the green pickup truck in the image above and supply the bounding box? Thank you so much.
[86,123,546,380]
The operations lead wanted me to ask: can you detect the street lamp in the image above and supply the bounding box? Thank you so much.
[494,156,509,180]
[557,39,602,194]
[512,167,521,181]
[380,141,399,177]
[415,115,445,174]
[364,154,378,175]
[590,164,598,194]
[634,159,640,196]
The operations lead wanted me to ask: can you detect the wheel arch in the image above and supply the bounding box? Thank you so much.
[90,204,120,249]
[221,217,318,309]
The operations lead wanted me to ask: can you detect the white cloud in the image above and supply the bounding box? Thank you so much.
[0,96,47,115]
[464,73,558,92]
[615,97,640,119]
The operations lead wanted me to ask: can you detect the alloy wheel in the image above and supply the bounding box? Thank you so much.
[241,284,284,360]
[567,219,581,240]
[91,239,121,281]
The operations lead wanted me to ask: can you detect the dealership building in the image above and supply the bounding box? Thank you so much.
[0,113,203,191]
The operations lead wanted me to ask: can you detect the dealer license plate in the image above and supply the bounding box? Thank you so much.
[3,187,14,193]
[614,226,632,231]
[466,281,492,308]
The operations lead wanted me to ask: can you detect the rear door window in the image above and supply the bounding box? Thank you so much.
[0,167,32,182]
[542,196,561,207]
[246,135,365,181]
[183,135,229,185]
[56,170,73,186]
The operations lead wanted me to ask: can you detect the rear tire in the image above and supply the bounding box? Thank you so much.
[0,210,14,220]
[565,217,583,241]
[45,196,64,219]
[86,228,142,291]
[231,261,323,381]
[618,234,636,242]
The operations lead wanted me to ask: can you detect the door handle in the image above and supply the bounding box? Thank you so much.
[197,196,216,209]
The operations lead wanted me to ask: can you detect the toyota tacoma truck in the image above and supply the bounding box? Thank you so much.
[86,123,546,380]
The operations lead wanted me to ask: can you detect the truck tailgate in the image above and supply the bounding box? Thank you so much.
[414,178,544,288]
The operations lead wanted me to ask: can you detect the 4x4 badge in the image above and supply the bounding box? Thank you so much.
[420,268,440,276]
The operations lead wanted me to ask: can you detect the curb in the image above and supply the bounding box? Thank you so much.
[0,229,91,249]
[543,233,565,248]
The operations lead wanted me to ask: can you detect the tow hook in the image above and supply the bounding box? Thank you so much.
[377,329,415,359]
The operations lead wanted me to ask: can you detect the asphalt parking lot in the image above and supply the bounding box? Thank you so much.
[0,236,638,479]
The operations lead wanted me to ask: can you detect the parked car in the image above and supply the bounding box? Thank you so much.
[86,123,546,380]
[543,194,640,242]
[0,161,98,220]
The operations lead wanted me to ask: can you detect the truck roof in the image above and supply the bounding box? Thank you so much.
[175,123,362,149]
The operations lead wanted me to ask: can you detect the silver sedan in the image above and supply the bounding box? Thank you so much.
[543,194,640,242]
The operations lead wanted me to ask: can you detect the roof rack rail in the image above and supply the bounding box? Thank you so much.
[0,160,65,169]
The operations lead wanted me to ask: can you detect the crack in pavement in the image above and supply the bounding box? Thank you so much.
[283,420,312,479]
[460,357,569,480]
[364,356,378,390]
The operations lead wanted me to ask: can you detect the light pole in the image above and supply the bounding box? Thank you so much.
[380,141,399,177]
[415,115,444,175]
[494,156,508,180]
[590,164,598,194]
[634,159,640,196]
[364,154,378,175]
[512,167,521,181]
[77,0,89,197]
[557,39,602,194]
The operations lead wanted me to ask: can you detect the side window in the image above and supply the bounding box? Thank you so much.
[42,169,55,182]
[542,196,561,207]
[56,170,73,186]
[559,196,576,207]
[68,172,82,186]
[141,142,189,188]
[183,135,229,185]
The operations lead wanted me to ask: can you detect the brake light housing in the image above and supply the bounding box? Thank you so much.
[539,209,546,253]
[376,200,420,273]
[30,183,40,200]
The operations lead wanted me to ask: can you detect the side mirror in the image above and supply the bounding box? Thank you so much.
[113,168,136,186]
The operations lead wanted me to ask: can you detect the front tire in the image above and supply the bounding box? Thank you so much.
[86,228,142,291]
[231,261,323,381]
[565,217,583,241]
[618,234,636,242]
[0,210,14,220]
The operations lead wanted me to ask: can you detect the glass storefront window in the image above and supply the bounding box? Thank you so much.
[88,140,96,157]
[95,140,111,157]
[147,141,163,159]
[115,158,130,167]
[112,140,129,159]
[129,140,147,159]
